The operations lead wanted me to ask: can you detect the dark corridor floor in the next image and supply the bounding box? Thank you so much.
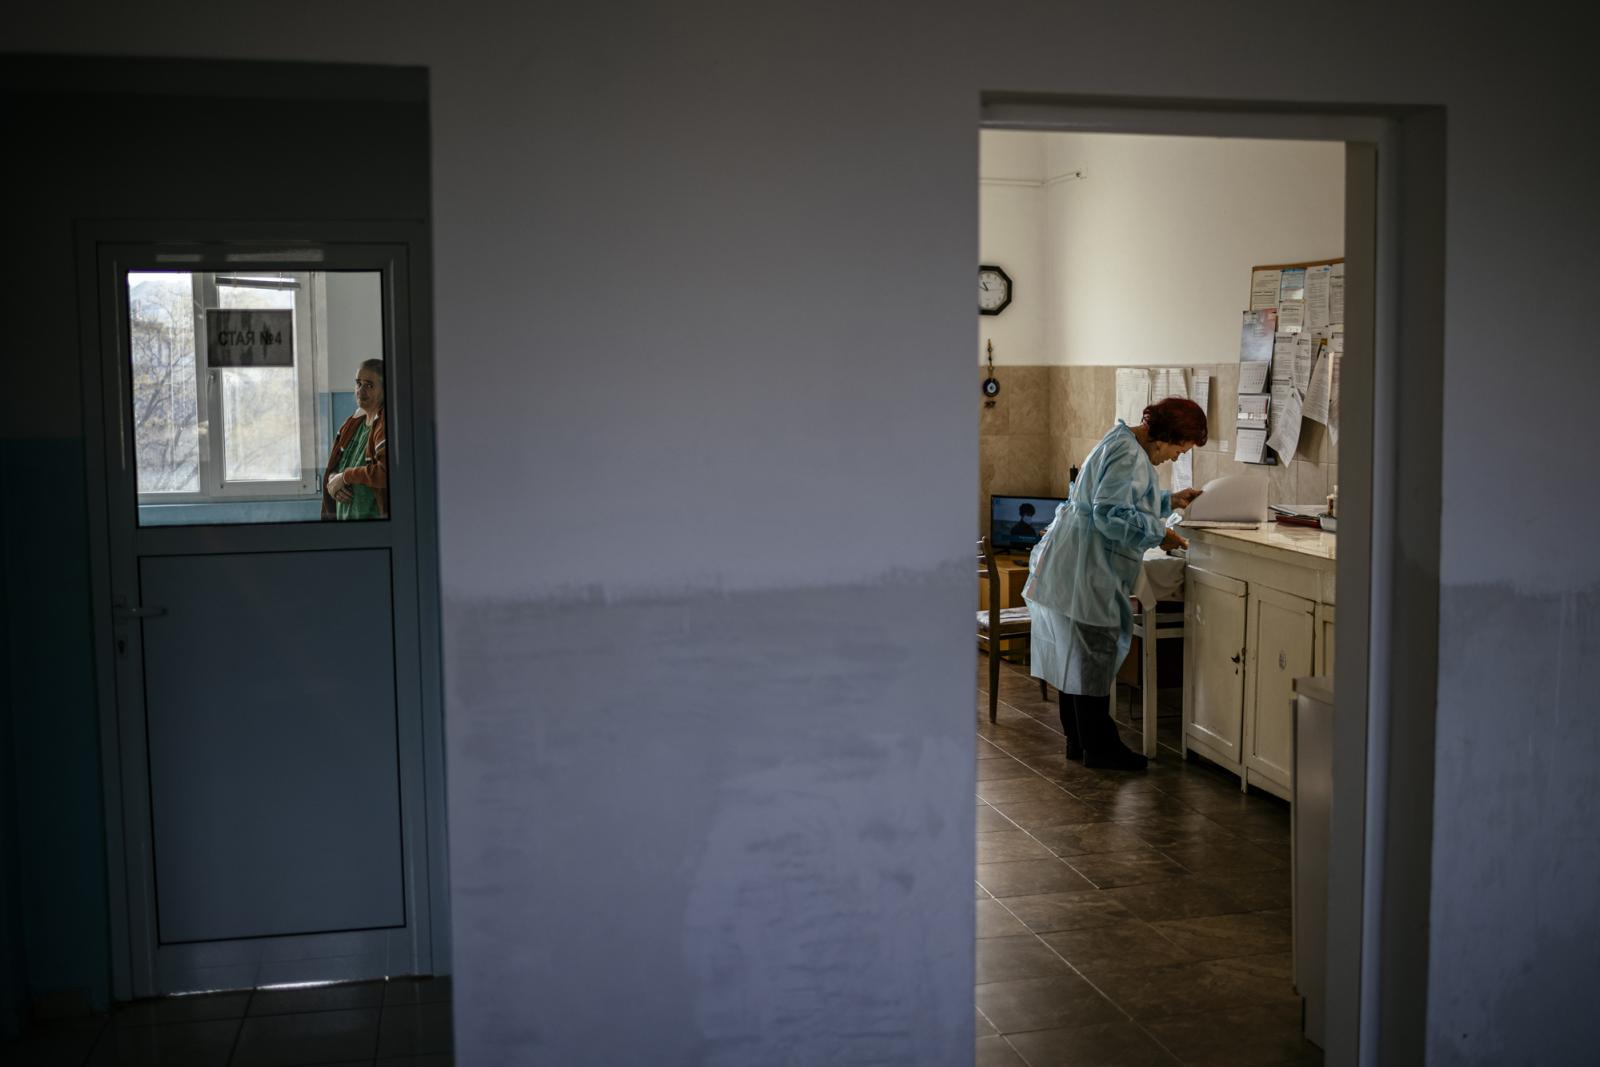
[4,976,452,1066]
[975,653,1321,1067]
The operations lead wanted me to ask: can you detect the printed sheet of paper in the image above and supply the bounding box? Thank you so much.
[1237,393,1270,428]
[1278,268,1307,303]
[1173,449,1193,492]
[1235,428,1269,464]
[1239,360,1271,394]
[1251,269,1283,311]
[1295,335,1317,392]
[1276,299,1305,333]
[1329,262,1346,324]
[1303,346,1333,425]
[1272,334,1298,383]
[1166,368,1189,400]
[1268,377,1303,459]
[1150,368,1177,400]
[1115,368,1152,428]
[1239,308,1277,365]
[1305,264,1332,330]
[1328,337,1343,446]
[1192,374,1212,419]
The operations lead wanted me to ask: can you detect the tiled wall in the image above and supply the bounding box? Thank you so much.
[980,364,1339,533]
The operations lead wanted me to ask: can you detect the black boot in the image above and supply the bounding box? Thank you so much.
[1074,693,1147,771]
[1056,690,1083,761]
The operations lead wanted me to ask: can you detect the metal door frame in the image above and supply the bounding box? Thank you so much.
[76,220,448,999]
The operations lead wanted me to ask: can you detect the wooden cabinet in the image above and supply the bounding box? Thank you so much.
[1244,587,1316,794]
[1182,526,1335,800]
[1183,569,1247,764]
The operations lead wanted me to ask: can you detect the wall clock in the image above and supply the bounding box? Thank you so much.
[978,265,1012,315]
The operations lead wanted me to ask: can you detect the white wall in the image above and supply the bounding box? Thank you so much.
[980,130,1344,366]
[13,3,1600,1065]
[323,271,384,390]
[978,131,1046,364]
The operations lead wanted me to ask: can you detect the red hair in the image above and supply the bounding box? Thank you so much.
[1142,396,1208,446]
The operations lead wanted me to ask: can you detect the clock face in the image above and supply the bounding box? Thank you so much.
[978,265,1012,315]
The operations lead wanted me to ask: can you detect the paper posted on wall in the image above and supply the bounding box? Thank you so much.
[1267,377,1303,458]
[1295,335,1317,393]
[1305,264,1332,331]
[1303,345,1333,425]
[1250,269,1282,311]
[1328,336,1343,446]
[1237,393,1270,429]
[1173,448,1193,492]
[1192,374,1211,420]
[1329,263,1346,323]
[1239,360,1270,394]
[1115,368,1151,428]
[1277,300,1305,333]
[1278,268,1307,303]
[1235,428,1269,464]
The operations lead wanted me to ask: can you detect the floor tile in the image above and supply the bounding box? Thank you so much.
[249,980,384,1016]
[1197,870,1291,911]
[1066,850,1189,889]
[977,1008,999,1037]
[1098,878,1249,923]
[4,1027,106,1067]
[975,975,1124,1035]
[114,992,250,1028]
[1161,838,1287,874]
[979,805,1021,833]
[976,1034,1029,1066]
[1005,1021,1182,1066]
[979,831,1059,864]
[1041,921,1194,972]
[975,936,1073,983]
[1149,910,1292,961]
[232,1007,379,1067]
[91,1019,239,1066]
[979,758,1043,782]
[1029,822,1150,858]
[990,797,1104,831]
[979,777,1079,805]
[1144,1000,1320,1066]
[377,1002,453,1058]
[1082,955,1298,1021]
[977,859,1097,899]
[1118,813,1238,848]
[977,899,1035,939]
[999,891,1134,934]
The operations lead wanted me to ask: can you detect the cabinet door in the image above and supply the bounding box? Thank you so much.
[1318,604,1336,676]
[1245,587,1316,790]
[1184,569,1247,763]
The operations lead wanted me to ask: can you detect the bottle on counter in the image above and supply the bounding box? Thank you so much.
[1327,484,1338,518]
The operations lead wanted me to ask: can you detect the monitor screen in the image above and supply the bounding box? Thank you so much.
[990,495,1065,554]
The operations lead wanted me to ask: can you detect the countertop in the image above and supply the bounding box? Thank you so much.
[1190,523,1338,564]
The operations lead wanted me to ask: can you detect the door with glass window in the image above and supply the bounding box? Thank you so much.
[93,237,440,996]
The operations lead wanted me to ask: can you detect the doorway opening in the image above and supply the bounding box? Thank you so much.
[971,98,1444,1066]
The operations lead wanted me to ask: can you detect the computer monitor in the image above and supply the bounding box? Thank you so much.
[990,494,1065,554]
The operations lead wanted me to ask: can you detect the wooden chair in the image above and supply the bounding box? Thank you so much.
[977,537,1047,723]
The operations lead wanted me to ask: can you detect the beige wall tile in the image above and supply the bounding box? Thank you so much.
[1193,448,1219,488]
[1006,367,1050,431]
[1264,457,1298,505]
[1296,459,1329,504]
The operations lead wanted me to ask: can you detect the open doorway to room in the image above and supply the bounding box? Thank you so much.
[973,123,1360,1065]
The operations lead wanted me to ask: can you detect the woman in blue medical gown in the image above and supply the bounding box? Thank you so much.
[1023,398,1208,770]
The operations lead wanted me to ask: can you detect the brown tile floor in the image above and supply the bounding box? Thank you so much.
[976,653,1322,1067]
[3,976,452,1067]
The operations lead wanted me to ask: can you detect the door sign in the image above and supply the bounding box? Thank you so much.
[206,308,294,367]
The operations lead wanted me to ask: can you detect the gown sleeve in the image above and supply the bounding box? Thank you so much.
[1088,444,1166,552]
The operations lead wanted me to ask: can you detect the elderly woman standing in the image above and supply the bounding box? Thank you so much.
[1023,397,1208,770]
[322,358,388,520]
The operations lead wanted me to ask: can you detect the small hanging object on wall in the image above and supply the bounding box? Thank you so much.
[983,340,1000,407]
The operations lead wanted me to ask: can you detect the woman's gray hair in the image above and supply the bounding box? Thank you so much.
[359,358,385,381]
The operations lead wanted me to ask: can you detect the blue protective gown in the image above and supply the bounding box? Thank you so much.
[1023,421,1172,696]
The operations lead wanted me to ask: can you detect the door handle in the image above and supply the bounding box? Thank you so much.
[113,604,166,620]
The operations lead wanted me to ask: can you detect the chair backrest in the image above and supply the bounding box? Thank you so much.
[977,537,1001,627]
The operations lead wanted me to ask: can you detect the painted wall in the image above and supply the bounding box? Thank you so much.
[9,2,1600,1064]
[978,132,1047,365]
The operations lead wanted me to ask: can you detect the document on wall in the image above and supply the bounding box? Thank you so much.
[1239,308,1277,365]
[1250,268,1283,311]
[1237,393,1270,428]
[1272,333,1298,381]
[1173,448,1194,492]
[1295,335,1318,393]
[1278,267,1307,303]
[1115,368,1152,427]
[1267,377,1303,459]
[1167,368,1190,400]
[1235,428,1269,464]
[1277,299,1305,333]
[1329,262,1346,324]
[1305,264,1333,331]
[1150,368,1177,400]
[1303,346,1333,425]
[1239,359,1271,394]
[1328,337,1343,446]
[1192,373,1212,419]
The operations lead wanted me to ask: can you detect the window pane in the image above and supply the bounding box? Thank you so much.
[222,368,301,481]
[128,272,200,493]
